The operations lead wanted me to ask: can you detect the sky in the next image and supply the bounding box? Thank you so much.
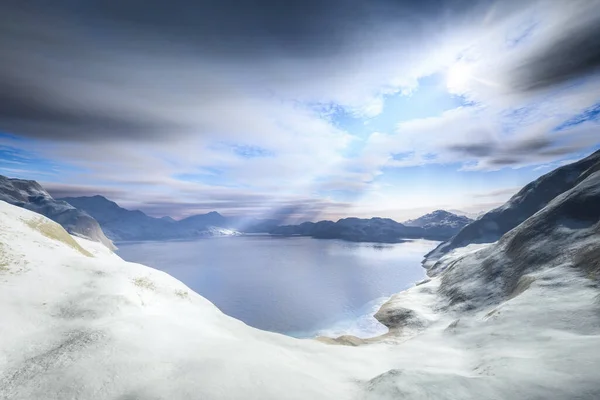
[0,0,599,222]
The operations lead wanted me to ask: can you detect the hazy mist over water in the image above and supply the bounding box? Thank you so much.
[117,236,438,337]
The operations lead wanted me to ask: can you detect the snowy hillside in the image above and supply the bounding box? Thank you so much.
[0,201,384,399]
[2,183,600,399]
[0,175,115,250]
[425,149,600,266]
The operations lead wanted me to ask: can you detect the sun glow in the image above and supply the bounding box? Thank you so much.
[446,62,472,91]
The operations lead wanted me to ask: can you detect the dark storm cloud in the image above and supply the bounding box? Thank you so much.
[446,133,591,167]
[510,7,600,92]
[0,82,178,141]
[0,0,508,143]
[54,0,479,55]
[447,142,496,157]
[486,156,521,166]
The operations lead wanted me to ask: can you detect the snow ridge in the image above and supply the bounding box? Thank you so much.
[0,175,115,250]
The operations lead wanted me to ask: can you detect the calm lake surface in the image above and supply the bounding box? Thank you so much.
[117,236,439,338]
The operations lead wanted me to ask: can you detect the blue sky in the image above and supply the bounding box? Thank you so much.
[1,1,600,221]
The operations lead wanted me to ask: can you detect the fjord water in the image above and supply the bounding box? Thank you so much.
[117,236,438,338]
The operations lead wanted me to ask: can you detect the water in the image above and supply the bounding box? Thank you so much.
[117,236,439,338]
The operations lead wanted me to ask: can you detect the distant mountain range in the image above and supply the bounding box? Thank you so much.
[58,195,280,241]
[270,211,472,243]
[0,175,477,246]
[0,175,116,250]
[424,149,600,268]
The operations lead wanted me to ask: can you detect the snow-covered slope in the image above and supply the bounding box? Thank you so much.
[2,195,600,399]
[0,176,115,250]
[425,149,600,266]
[0,201,387,399]
[403,210,472,236]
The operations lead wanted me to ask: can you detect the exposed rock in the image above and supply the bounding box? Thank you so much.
[415,278,432,286]
[509,275,536,299]
[374,306,424,330]
[315,335,368,346]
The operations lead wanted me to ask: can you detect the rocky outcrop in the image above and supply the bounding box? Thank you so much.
[374,307,425,331]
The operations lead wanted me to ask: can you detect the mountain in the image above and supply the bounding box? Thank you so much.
[430,164,600,298]
[270,216,455,243]
[59,195,179,241]
[424,149,600,266]
[178,211,229,230]
[447,209,487,220]
[403,210,472,237]
[0,175,115,250]
[59,195,274,241]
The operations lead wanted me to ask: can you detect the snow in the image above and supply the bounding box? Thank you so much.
[1,199,600,399]
[403,210,472,229]
[202,225,241,236]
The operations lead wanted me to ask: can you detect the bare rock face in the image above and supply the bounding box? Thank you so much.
[0,175,115,250]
